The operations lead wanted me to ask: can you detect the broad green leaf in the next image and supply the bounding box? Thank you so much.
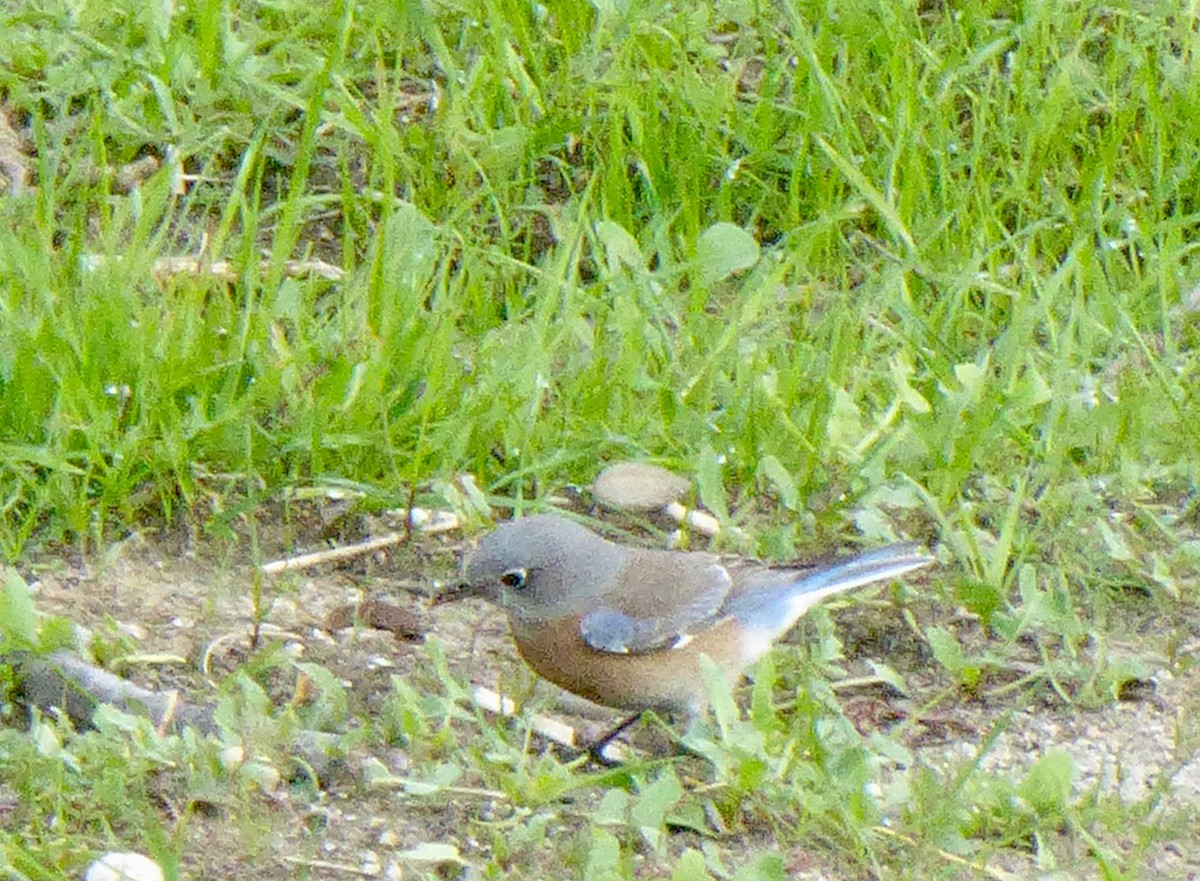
[1096,520,1134,562]
[595,220,645,273]
[583,829,622,881]
[632,768,683,850]
[694,446,728,522]
[954,579,1006,630]
[672,849,715,881]
[825,388,865,455]
[1,569,38,650]
[1019,750,1075,817]
[699,654,738,738]
[757,454,800,511]
[381,201,437,291]
[952,357,989,404]
[925,625,980,688]
[593,788,630,826]
[695,222,759,285]
[734,853,786,881]
[890,353,931,413]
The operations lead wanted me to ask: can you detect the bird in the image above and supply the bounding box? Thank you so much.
[434,513,933,757]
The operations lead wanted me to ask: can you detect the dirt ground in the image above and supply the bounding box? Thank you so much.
[20,514,1200,880]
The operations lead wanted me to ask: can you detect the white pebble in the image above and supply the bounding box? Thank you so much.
[85,852,164,881]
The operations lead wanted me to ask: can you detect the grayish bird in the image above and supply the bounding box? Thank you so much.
[437,514,934,721]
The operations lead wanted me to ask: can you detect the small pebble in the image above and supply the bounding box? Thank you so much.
[84,852,164,881]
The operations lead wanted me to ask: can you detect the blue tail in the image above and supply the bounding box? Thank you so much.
[728,542,933,635]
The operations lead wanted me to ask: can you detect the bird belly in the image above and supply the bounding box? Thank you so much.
[509,614,747,716]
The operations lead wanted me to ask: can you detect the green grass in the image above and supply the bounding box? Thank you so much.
[2,0,1200,877]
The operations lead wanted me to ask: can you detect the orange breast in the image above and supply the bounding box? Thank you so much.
[508,614,750,715]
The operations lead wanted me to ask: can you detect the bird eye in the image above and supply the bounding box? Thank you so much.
[499,568,527,589]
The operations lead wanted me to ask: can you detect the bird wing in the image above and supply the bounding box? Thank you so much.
[578,550,733,654]
[578,542,933,655]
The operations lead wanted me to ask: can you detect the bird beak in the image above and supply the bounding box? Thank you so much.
[427,579,488,607]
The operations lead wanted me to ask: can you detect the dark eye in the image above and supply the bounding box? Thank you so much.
[499,568,527,589]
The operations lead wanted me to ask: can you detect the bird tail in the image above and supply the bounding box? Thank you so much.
[730,542,934,635]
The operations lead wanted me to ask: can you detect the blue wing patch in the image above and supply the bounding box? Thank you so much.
[580,607,671,654]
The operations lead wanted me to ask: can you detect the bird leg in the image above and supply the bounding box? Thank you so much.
[586,711,714,765]
[586,712,644,766]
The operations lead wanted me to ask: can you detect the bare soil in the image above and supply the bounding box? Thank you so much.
[19,516,1200,880]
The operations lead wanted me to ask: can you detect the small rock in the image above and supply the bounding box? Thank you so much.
[592,462,691,512]
[84,852,164,881]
